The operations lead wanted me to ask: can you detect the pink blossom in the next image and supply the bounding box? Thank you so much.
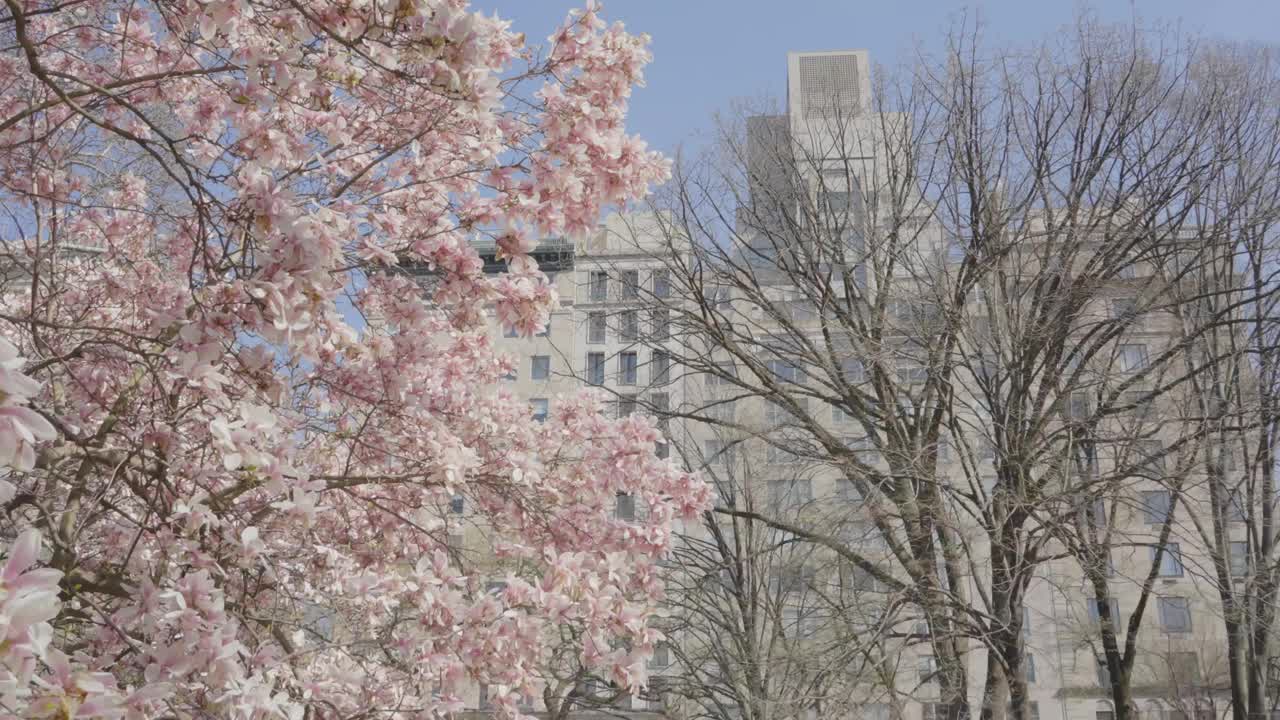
[0,0,704,717]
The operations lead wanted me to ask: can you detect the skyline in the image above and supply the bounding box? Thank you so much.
[480,0,1280,160]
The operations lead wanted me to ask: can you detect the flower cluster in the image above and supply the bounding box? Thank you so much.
[0,339,55,478]
[0,0,704,717]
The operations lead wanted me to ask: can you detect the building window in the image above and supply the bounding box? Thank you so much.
[1169,652,1200,685]
[978,436,996,461]
[1119,391,1152,419]
[704,286,731,310]
[707,361,737,385]
[586,353,605,386]
[1159,597,1192,633]
[922,703,949,720]
[588,312,607,344]
[651,392,670,434]
[897,361,928,384]
[845,436,882,465]
[849,258,870,286]
[502,367,517,381]
[841,561,884,593]
[615,493,636,521]
[1024,654,1037,683]
[705,440,735,466]
[653,270,670,298]
[1065,392,1092,420]
[931,438,951,462]
[619,352,638,385]
[843,520,886,550]
[1096,706,1115,720]
[1083,496,1106,526]
[772,564,814,594]
[841,357,865,383]
[1138,441,1166,473]
[833,402,856,424]
[781,606,816,638]
[652,350,671,385]
[650,392,669,415]
[650,308,670,340]
[768,478,813,509]
[620,310,639,341]
[299,599,337,638]
[767,445,799,464]
[1088,597,1121,627]
[1118,344,1149,372]
[1097,660,1113,687]
[1112,297,1139,319]
[862,704,891,720]
[450,495,465,514]
[1142,490,1172,524]
[531,355,550,380]
[705,399,735,423]
[768,358,804,383]
[1154,542,1185,577]
[618,394,638,418]
[589,271,608,301]
[1221,447,1239,472]
[537,316,551,337]
[768,397,808,425]
[530,398,549,423]
[837,478,863,502]
[648,643,670,669]
[621,270,640,300]
[1227,489,1247,522]
[1230,541,1249,577]
[918,656,937,683]
[504,325,519,338]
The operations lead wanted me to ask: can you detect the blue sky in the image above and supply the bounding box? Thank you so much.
[477,0,1280,158]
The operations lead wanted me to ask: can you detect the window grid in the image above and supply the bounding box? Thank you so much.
[620,310,639,341]
[530,398,549,423]
[1118,344,1150,373]
[589,271,608,301]
[531,355,550,380]
[1230,541,1249,577]
[652,350,671,385]
[652,270,670,298]
[1142,490,1172,524]
[1158,596,1192,633]
[617,395,638,418]
[621,270,640,300]
[586,353,605,386]
[619,352,638,385]
[651,309,670,340]
[1153,542,1185,577]
[588,312,607,344]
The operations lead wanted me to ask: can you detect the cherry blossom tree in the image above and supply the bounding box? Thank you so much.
[0,0,707,717]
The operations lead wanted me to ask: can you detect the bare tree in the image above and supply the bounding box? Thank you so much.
[595,16,1280,720]
[656,429,909,720]
[1146,41,1280,720]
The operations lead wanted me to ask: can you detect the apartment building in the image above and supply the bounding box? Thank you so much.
[432,212,691,717]
[446,48,1268,720]
[483,212,686,457]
